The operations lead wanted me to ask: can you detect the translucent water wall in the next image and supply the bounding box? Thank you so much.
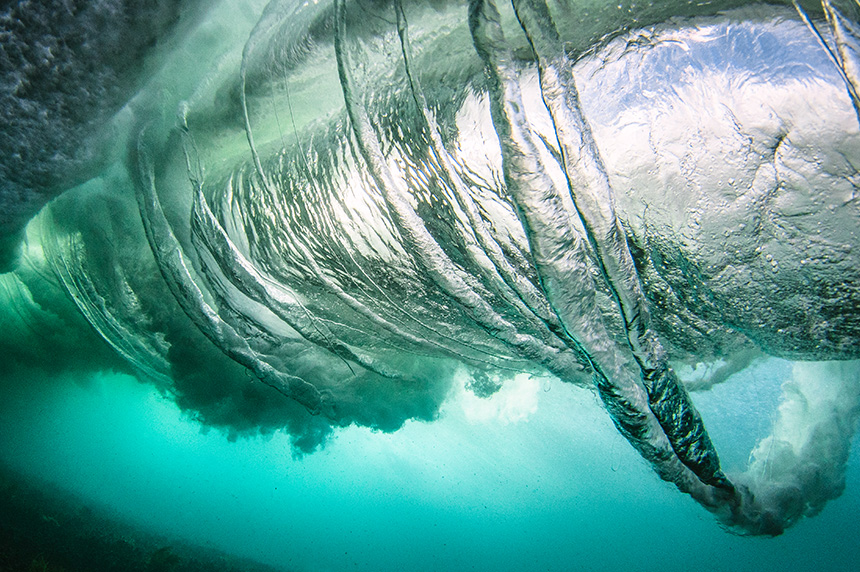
[2,0,859,539]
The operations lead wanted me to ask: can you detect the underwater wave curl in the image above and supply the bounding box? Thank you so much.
[2,0,860,536]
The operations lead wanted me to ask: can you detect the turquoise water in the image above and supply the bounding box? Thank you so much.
[1,361,858,571]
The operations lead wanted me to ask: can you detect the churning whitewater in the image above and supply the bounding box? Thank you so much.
[1,0,859,548]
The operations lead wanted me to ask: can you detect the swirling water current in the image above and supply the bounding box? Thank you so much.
[1,0,860,569]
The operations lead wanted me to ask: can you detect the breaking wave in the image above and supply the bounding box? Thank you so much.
[3,0,860,536]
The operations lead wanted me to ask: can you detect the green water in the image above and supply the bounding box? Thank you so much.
[1,361,858,571]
